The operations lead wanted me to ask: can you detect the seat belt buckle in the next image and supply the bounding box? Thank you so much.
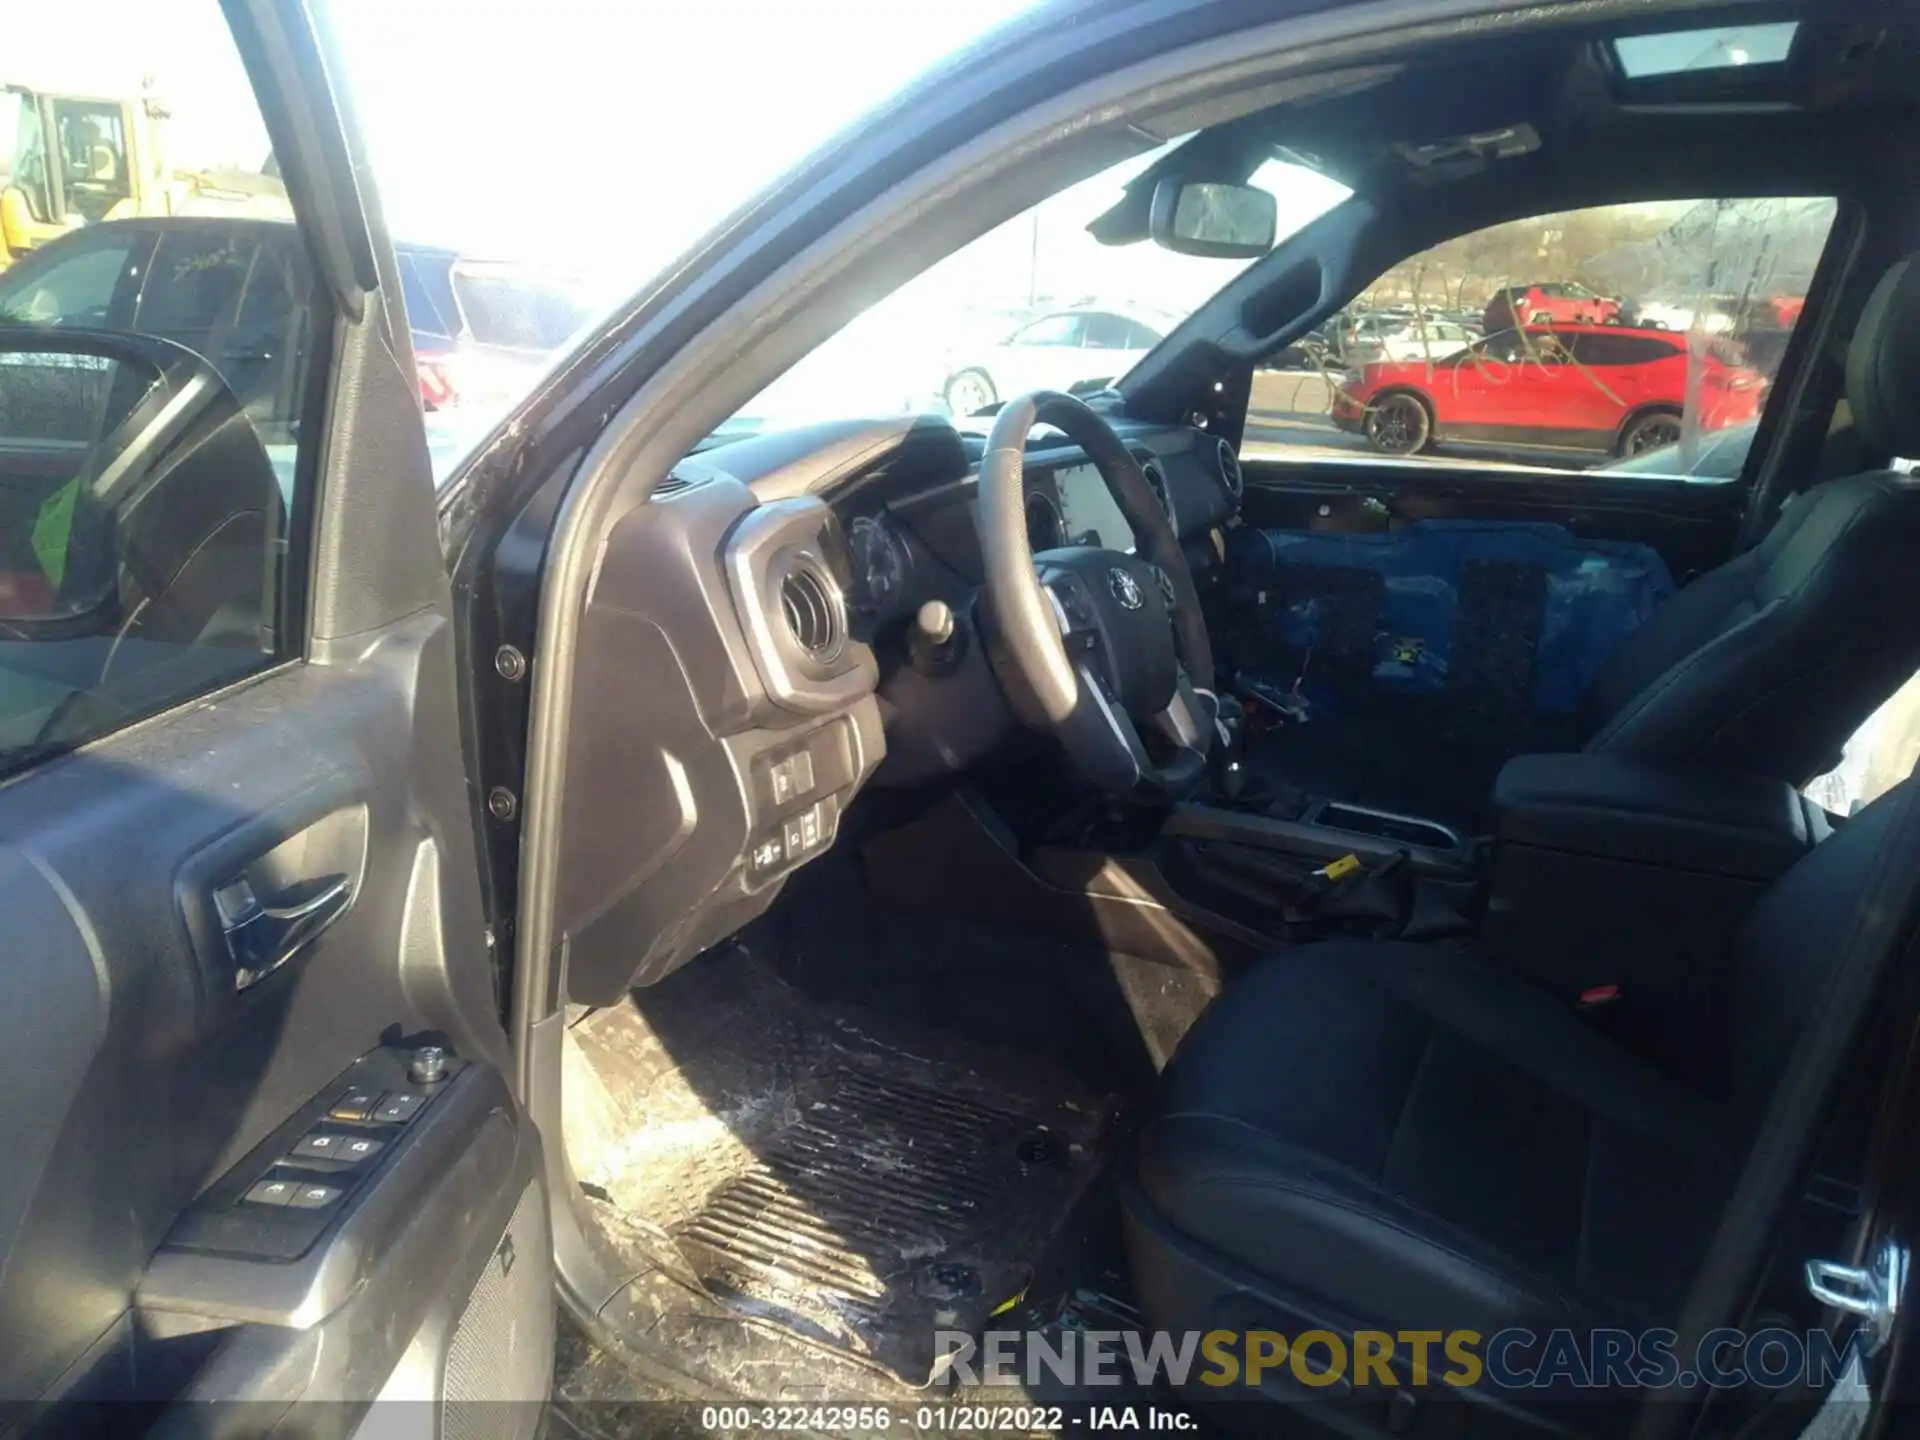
[1315,853,1364,883]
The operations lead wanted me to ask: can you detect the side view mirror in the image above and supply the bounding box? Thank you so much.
[1149,177,1278,259]
[0,326,280,641]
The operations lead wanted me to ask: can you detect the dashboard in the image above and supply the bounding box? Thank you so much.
[770,414,1246,629]
[552,410,1243,1001]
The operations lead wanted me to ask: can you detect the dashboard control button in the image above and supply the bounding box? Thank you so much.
[285,1183,342,1210]
[782,814,807,858]
[244,1179,297,1207]
[371,1092,426,1125]
[799,805,824,851]
[328,1087,381,1122]
[750,835,785,875]
[768,756,797,805]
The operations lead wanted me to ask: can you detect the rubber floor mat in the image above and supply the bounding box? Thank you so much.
[565,943,1116,1385]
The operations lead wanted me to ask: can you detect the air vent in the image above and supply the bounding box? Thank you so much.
[652,472,698,500]
[1216,439,1244,501]
[779,558,846,664]
[1141,459,1175,525]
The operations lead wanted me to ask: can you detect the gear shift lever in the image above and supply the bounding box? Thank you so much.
[1209,694,1248,801]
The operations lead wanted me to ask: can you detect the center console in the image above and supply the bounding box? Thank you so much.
[1482,751,1829,991]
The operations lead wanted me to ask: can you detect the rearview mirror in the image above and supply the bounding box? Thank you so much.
[1149,177,1278,259]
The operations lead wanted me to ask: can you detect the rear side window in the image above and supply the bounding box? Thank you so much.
[1254,195,1836,480]
[1567,333,1682,365]
[0,2,322,777]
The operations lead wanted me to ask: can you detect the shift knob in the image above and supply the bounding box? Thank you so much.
[916,600,955,645]
[910,599,966,674]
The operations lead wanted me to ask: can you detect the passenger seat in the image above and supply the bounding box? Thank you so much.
[1579,254,1920,783]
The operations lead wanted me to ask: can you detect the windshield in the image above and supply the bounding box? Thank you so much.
[719,144,1351,439]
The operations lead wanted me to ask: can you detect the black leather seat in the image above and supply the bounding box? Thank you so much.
[1580,254,1920,783]
[1124,777,1920,1401]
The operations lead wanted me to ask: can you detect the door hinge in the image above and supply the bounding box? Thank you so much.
[1806,1237,1910,1355]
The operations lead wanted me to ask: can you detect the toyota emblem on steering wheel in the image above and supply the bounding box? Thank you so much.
[1108,567,1145,610]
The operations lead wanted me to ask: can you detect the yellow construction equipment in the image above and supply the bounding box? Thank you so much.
[1,83,290,266]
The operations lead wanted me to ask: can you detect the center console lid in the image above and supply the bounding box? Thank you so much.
[1494,752,1831,880]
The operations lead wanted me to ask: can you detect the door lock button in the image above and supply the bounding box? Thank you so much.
[328,1087,381,1122]
[243,1178,298,1207]
[371,1092,426,1125]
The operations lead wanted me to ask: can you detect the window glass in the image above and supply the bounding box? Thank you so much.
[0,230,136,326]
[1012,314,1084,347]
[1121,318,1165,348]
[50,99,129,222]
[0,2,315,775]
[1082,313,1132,350]
[1249,196,1835,479]
[398,253,460,345]
[1614,24,1798,79]
[450,262,595,351]
[3,92,56,223]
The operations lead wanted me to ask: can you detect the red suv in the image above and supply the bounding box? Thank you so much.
[1331,325,1767,458]
[1483,281,1623,329]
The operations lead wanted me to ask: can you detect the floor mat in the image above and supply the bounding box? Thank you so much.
[565,941,1118,1387]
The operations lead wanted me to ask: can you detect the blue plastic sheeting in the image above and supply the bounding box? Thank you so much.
[1225,520,1676,714]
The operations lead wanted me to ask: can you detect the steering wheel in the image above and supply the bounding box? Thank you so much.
[974,391,1216,801]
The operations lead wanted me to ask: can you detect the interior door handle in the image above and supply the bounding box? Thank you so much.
[213,874,353,990]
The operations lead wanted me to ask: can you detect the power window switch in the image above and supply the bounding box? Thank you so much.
[243,1178,298,1207]
[291,1132,349,1161]
[335,1135,386,1164]
[285,1183,342,1210]
[328,1087,381,1122]
[371,1092,426,1125]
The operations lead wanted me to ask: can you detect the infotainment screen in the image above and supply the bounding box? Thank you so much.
[1052,463,1135,552]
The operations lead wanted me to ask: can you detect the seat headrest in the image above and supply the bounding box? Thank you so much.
[1846,255,1920,459]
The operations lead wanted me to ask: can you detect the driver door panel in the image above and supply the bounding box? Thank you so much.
[0,1,550,1431]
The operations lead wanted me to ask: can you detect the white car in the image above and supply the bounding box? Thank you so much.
[1347,318,1478,364]
[941,305,1176,415]
[1378,319,1477,361]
